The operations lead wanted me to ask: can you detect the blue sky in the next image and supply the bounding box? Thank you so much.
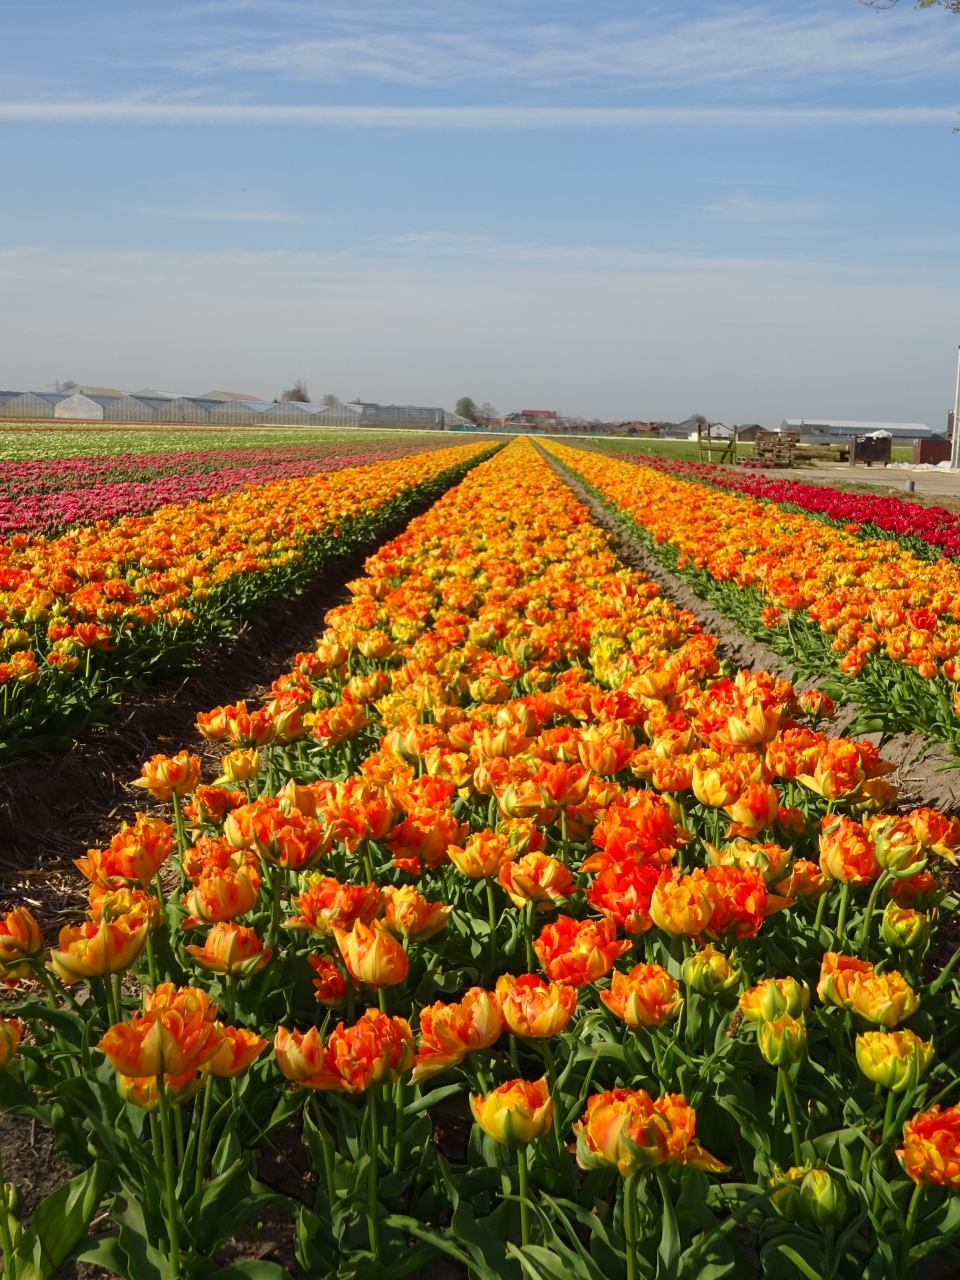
[1,1,959,426]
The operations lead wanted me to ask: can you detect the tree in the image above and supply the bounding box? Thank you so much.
[322,393,339,407]
[860,0,960,10]
[280,380,310,403]
[56,380,78,392]
[478,401,499,422]
[455,397,478,422]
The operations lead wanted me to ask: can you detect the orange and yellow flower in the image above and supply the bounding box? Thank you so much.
[600,963,683,1027]
[470,1076,554,1145]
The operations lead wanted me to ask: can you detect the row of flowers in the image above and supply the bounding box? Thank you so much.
[543,439,960,754]
[0,439,457,537]
[1,438,957,1279]
[0,440,492,750]
[598,447,960,563]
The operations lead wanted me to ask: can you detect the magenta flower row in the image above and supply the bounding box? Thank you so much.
[0,444,442,537]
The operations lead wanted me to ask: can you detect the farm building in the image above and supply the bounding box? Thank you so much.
[781,418,932,442]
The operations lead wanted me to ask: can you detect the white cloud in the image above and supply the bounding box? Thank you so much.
[161,5,960,88]
[0,101,956,128]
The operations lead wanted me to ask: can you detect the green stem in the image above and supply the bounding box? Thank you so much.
[485,878,498,972]
[171,790,187,860]
[310,1097,337,1206]
[345,970,355,1023]
[897,1182,924,1280]
[928,941,960,997]
[649,1026,667,1085]
[836,883,851,945]
[560,807,569,865]
[111,972,123,1022]
[155,1073,182,1278]
[366,1089,380,1260]
[524,902,535,972]
[174,1103,186,1168]
[393,1075,406,1174]
[0,1131,14,1270]
[516,1144,531,1247]
[779,1067,803,1167]
[378,986,388,1014]
[270,870,283,947]
[225,974,237,1025]
[623,1172,637,1280]
[813,884,830,935]
[144,932,159,990]
[858,872,891,960]
[194,1075,214,1198]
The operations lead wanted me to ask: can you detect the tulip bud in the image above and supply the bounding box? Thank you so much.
[739,977,810,1024]
[769,1165,808,1221]
[799,1168,847,1227]
[869,817,927,878]
[856,1029,934,1093]
[334,920,409,987]
[218,749,261,784]
[881,901,931,952]
[681,944,741,996]
[470,1076,554,1145]
[758,1014,807,1066]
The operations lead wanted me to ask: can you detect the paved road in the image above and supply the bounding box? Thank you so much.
[738,461,960,502]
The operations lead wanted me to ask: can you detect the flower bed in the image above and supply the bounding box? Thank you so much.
[2,439,958,1279]
[0,440,457,537]
[592,446,960,563]
[0,440,493,753]
[543,439,960,753]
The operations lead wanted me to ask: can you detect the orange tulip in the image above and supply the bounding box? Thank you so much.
[381,885,451,943]
[183,864,260,927]
[388,805,468,875]
[131,751,202,800]
[904,807,960,861]
[184,923,271,977]
[50,915,149,983]
[0,907,43,981]
[775,859,829,903]
[498,852,577,913]
[470,1076,554,1145]
[0,1017,22,1068]
[186,784,246,827]
[89,885,161,931]
[202,1024,268,1077]
[578,723,635,776]
[796,689,836,724]
[847,970,920,1028]
[819,816,880,886]
[817,952,875,1010]
[496,973,577,1037]
[705,838,791,885]
[286,874,381,936]
[898,1104,960,1188]
[249,805,331,871]
[600,963,683,1027]
[796,739,866,801]
[319,779,394,852]
[447,830,516,879]
[117,1069,203,1112]
[334,920,409,987]
[692,753,763,809]
[274,1009,414,1092]
[725,781,779,838]
[77,813,173,888]
[586,860,661,935]
[411,987,504,1082]
[307,953,347,1006]
[699,865,791,942]
[533,915,630,986]
[650,869,713,938]
[100,985,224,1076]
[575,1088,727,1176]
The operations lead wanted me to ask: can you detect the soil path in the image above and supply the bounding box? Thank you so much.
[539,447,960,814]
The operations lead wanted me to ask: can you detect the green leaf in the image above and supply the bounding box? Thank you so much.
[7,1160,113,1280]
[214,1263,294,1279]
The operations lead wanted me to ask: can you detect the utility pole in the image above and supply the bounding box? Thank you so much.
[952,345,960,470]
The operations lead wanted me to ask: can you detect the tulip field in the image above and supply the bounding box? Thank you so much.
[542,440,960,757]
[0,434,491,755]
[1,436,959,1280]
